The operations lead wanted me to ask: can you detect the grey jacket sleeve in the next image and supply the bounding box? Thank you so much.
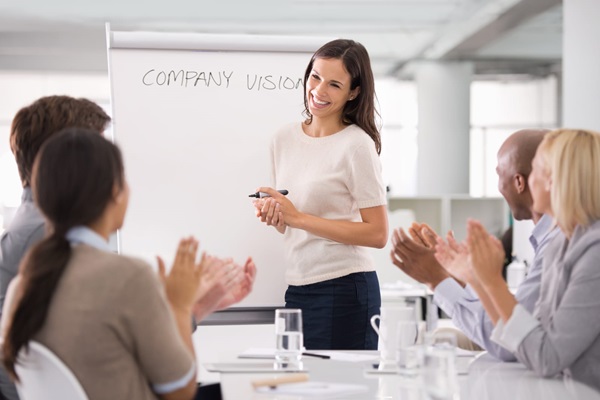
[0,224,45,319]
[514,244,600,377]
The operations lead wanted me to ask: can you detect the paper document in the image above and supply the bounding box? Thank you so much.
[255,381,368,396]
[204,362,306,373]
[238,348,277,359]
[308,351,378,362]
[239,348,378,363]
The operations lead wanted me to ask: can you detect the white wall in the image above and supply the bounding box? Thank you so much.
[563,0,600,130]
[469,76,558,197]
[375,78,418,196]
[0,72,110,230]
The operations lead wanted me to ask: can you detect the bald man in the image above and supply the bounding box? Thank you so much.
[391,129,563,361]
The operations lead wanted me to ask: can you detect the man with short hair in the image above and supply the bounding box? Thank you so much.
[0,95,110,400]
[390,129,562,361]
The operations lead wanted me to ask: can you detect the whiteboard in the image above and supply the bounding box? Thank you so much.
[107,28,326,308]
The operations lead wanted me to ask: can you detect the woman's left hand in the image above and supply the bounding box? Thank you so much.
[467,219,505,287]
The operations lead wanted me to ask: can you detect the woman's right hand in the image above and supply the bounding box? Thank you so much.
[253,196,285,233]
[157,237,202,313]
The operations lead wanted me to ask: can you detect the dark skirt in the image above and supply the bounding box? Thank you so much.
[285,271,381,350]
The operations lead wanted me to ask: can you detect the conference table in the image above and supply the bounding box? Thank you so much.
[210,351,600,400]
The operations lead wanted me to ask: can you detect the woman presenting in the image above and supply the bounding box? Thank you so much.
[254,39,388,350]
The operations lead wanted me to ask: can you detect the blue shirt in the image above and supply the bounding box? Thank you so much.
[433,214,561,361]
[65,226,111,252]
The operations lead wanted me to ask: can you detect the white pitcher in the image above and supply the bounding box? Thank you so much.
[370,306,417,364]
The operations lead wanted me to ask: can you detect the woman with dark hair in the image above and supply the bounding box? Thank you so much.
[0,128,246,400]
[253,39,388,350]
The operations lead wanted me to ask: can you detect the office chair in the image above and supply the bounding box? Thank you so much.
[15,341,88,400]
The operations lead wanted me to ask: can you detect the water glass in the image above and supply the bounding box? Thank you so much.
[423,332,458,399]
[396,320,420,370]
[425,331,458,350]
[274,309,303,363]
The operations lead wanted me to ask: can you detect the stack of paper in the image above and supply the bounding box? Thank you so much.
[255,381,368,397]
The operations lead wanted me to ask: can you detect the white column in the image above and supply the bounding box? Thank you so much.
[415,62,472,195]
[563,0,600,130]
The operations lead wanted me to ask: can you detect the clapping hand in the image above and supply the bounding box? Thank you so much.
[157,237,202,313]
[214,257,257,311]
[407,222,439,249]
[390,224,450,290]
[467,220,505,287]
[192,256,244,320]
[192,256,257,321]
[434,232,474,285]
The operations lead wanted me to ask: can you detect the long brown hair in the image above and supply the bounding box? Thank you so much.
[2,128,124,380]
[302,39,381,154]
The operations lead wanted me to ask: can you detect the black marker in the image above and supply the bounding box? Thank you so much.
[302,352,330,359]
[248,190,289,198]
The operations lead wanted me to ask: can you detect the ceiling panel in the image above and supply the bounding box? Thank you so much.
[0,0,562,76]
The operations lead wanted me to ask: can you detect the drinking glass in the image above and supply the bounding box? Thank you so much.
[396,320,420,370]
[274,309,303,363]
[423,331,458,399]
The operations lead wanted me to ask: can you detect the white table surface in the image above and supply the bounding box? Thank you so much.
[212,351,600,400]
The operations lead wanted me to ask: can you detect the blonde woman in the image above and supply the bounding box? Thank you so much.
[436,129,600,391]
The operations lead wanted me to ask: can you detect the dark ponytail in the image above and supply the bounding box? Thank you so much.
[2,128,124,380]
[3,232,71,379]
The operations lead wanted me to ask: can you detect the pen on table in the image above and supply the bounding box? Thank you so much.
[248,189,289,198]
[251,373,309,389]
[302,352,330,359]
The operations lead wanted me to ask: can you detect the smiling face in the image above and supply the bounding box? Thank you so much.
[528,151,552,217]
[305,57,359,123]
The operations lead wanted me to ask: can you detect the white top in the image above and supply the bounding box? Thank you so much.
[271,122,387,285]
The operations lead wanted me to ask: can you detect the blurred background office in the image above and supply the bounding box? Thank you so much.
[1,0,598,266]
[0,0,561,209]
[3,0,600,378]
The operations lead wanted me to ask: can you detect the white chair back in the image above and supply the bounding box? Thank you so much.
[15,341,88,400]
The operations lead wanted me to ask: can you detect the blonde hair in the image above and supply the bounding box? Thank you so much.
[537,129,600,236]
